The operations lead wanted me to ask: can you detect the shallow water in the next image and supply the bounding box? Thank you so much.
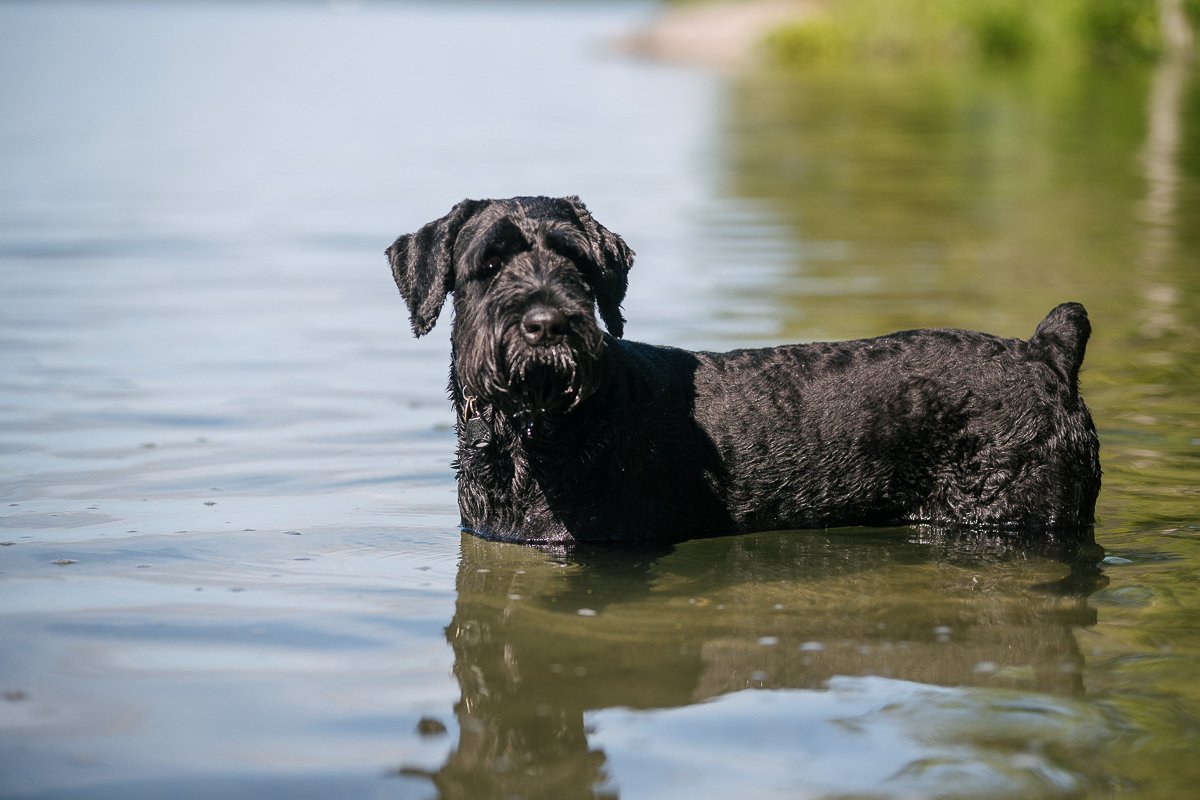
[1,2,1198,798]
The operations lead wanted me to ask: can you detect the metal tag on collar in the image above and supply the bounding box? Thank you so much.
[462,396,492,449]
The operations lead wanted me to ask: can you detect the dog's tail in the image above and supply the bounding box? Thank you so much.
[1030,302,1091,393]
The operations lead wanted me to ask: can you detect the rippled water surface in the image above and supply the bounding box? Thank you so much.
[1,2,1198,798]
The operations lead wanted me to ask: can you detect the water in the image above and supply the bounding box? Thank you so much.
[1,2,1198,798]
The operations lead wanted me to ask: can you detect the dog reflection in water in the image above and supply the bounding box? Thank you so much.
[390,531,1104,797]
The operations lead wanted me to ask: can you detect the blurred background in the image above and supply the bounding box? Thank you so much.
[1,1,1198,798]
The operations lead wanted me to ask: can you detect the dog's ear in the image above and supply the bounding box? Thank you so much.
[386,199,483,337]
[560,196,635,338]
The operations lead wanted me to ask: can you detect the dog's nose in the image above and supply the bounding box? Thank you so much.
[521,306,569,346]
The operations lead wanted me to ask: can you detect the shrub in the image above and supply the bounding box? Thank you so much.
[761,0,1170,66]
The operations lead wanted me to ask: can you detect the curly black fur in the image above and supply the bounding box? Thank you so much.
[386,196,1101,544]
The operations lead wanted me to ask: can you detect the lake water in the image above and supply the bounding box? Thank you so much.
[1,2,1198,798]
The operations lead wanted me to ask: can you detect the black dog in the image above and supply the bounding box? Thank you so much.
[387,196,1100,544]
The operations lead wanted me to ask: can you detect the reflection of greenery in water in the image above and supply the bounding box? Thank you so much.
[709,54,1200,797]
[718,63,1163,333]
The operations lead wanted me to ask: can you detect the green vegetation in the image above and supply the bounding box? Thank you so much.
[761,0,1192,66]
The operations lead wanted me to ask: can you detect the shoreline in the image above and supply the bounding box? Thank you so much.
[619,0,819,68]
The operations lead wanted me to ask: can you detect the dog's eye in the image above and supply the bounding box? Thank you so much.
[478,253,504,277]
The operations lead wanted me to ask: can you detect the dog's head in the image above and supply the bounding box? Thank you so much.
[386,196,634,416]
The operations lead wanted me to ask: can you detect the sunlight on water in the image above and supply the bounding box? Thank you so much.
[592,678,1114,799]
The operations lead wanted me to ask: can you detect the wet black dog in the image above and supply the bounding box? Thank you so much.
[387,196,1100,543]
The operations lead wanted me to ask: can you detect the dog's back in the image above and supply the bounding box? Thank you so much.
[680,303,1101,532]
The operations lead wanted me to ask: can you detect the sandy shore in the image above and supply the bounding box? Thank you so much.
[621,0,820,68]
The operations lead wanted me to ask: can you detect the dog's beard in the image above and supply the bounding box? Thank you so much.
[458,322,603,418]
[506,349,589,415]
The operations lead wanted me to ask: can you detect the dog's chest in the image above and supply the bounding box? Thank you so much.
[456,428,638,541]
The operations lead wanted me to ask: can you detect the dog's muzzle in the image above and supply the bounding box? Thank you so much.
[499,308,603,419]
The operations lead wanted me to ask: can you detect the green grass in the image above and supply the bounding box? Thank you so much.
[761,0,1173,66]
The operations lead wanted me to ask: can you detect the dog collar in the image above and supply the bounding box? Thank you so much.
[461,395,492,449]
[461,395,563,447]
